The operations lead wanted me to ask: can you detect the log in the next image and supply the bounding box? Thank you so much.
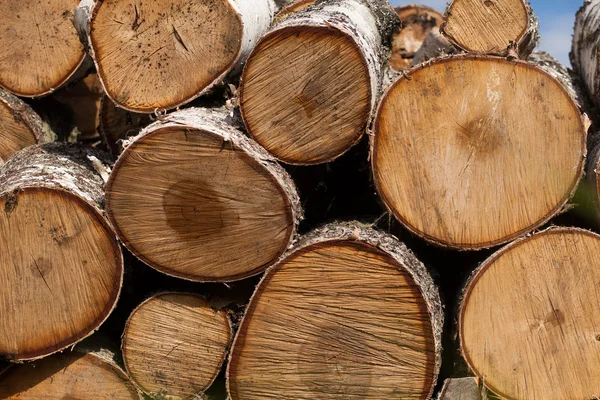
[459,227,600,400]
[105,107,302,282]
[372,55,587,250]
[99,96,151,155]
[0,88,55,165]
[78,0,275,112]
[0,348,140,399]
[440,0,539,58]
[227,222,443,400]
[0,0,90,97]
[239,0,401,165]
[0,143,123,361]
[273,0,314,23]
[390,4,444,70]
[572,0,600,108]
[437,378,482,400]
[122,292,232,399]
[409,27,457,67]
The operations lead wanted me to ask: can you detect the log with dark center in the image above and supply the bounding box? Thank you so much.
[240,0,400,165]
[227,223,443,400]
[372,55,587,250]
[105,108,301,282]
[0,143,122,361]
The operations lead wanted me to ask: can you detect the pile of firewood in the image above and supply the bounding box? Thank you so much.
[1,0,599,399]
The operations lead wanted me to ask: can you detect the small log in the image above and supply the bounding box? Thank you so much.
[105,107,302,282]
[373,55,587,250]
[438,378,482,400]
[227,222,443,400]
[440,0,539,58]
[122,292,232,399]
[0,143,123,361]
[99,96,151,155]
[0,348,140,399]
[390,4,444,70]
[240,0,401,165]
[572,0,600,108]
[0,0,90,97]
[77,0,275,112]
[0,89,55,165]
[459,227,600,400]
[409,27,457,67]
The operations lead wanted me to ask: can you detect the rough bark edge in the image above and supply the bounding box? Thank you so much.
[240,0,401,165]
[226,221,444,400]
[1,346,142,399]
[107,107,303,282]
[457,226,599,400]
[121,292,233,398]
[0,143,122,361]
[437,378,482,400]
[78,0,275,113]
[571,0,600,107]
[440,0,539,58]
[0,88,56,144]
[372,54,588,251]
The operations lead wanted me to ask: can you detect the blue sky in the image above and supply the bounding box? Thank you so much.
[390,0,581,65]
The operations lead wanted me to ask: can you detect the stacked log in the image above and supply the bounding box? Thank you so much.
[1,1,600,399]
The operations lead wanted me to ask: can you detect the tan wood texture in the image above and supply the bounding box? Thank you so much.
[0,0,86,97]
[391,5,444,70]
[106,108,300,282]
[89,0,247,112]
[241,27,370,164]
[99,96,151,155]
[122,293,232,399]
[460,228,600,400]
[0,351,140,399]
[440,0,537,57]
[373,55,586,249]
[227,224,441,400]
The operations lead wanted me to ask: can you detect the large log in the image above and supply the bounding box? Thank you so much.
[0,347,141,399]
[372,55,587,250]
[122,292,232,399]
[76,0,275,112]
[0,0,90,97]
[0,143,123,361]
[459,227,600,400]
[440,0,539,58]
[239,0,400,165]
[105,107,302,282]
[0,89,55,165]
[227,223,443,400]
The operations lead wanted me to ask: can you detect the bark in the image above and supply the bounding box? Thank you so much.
[0,142,111,210]
[441,0,539,58]
[572,0,600,108]
[0,89,55,145]
[76,0,276,112]
[410,28,458,67]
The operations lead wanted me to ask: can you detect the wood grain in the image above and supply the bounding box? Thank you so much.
[373,55,586,249]
[122,293,232,398]
[461,228,600,400]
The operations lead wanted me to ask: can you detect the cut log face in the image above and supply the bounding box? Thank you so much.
[437,378,482,400]
[241,27,370,164]
[227,224,442,400]
[122,293,232,398]
[0,351,140,399]
[460,228,600,400]
[0,0,86,97]
[0,144,123,360]
[89,0,273,112]
[99,96,151,155]
[0,89,48,165]
[441,0,538,58]
[391,5,444,70]
[373,55,586,249]
[106,108,300,282]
